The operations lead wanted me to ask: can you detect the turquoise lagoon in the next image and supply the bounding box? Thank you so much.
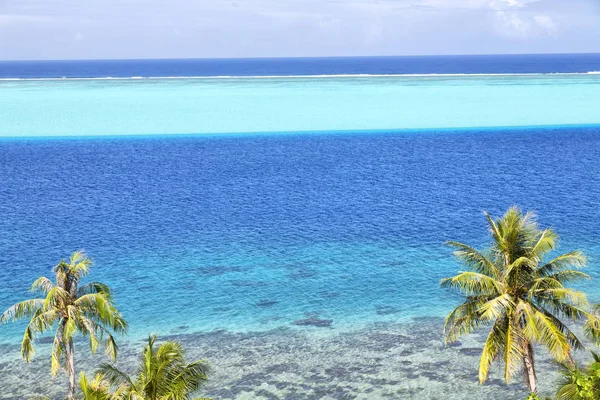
[2,74,600,137]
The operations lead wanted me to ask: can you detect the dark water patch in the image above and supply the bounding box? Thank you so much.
[370,378,402,385]
[263,362,299,374]
[238,372,268,386]
[405,371,420,379]
[230,280,267,288]
[161,328,229,343]
[256,299,279,308]
[306,373,332,384]
[318,291,339,299]
[254,389,280,400]
[459,347,482,356]
[421,370,446,381]
[268,380,288,389]
[292,317,333,328]
[375,305,402,315]
[378,260,406,267]
[170,325,190,332]
[290,268,317,280]
[432,360,451,368]
[195,265,244,276]
[0,342,16,351]
[36,336,54,344]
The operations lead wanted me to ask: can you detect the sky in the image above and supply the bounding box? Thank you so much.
[0,0,599,60]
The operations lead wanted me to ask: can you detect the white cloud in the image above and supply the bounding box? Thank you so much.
[0,0,598,59]
[533,15,558,34]
[0,14,55,25]
[494,10,558,38]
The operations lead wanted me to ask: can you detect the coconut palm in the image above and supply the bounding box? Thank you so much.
[555,352,600,400]
[97,334,210,400]
[441,207,600,394]
[0,251,127,400]
[79,372,116,400]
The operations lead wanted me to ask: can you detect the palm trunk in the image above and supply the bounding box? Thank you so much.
[522,341,537,394]
[66,338,76,400]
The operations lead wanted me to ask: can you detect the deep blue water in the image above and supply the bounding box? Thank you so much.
[1,127,600,342]
[2,54,600,79]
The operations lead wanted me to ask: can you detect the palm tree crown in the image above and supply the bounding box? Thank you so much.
[0,250,127,399]
[441,207,600,393]
[97,334,210,400]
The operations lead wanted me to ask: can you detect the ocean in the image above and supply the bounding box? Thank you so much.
[1,55,600,399]
[2,53,600,78]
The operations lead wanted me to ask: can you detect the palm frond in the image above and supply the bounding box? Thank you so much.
[97,363,135,388]
[530,229,558,259]
[503,314,524,383]
[535,306,586,352]
[29,276,56,295]
[584,311,600,345]
[539,288,589,308]
[444,296,491,342]
[104,334,119,361]
[21,324,36,362]
[477,293,515,321]
[441,271,503,296]
[478,317,506,383]
[537,251,587,277]
[75,293,128,334]
[51,332,65,377]
[534,297,588,323]
[447,241,499,278]
[0,299,44,324]
[520,302,571,362]
[69,250,93,277]
[77,282,111,297]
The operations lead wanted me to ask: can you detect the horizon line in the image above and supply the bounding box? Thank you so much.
[2,71,600,81]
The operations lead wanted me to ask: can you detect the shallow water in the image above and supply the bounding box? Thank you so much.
[0,318,590,399]
[2,75,600,137]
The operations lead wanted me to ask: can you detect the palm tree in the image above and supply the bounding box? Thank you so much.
[97,334,210,400]
[79,372,115,400]
[555,352,600,400]
[441,207,600,394]
[0,251,127,400]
